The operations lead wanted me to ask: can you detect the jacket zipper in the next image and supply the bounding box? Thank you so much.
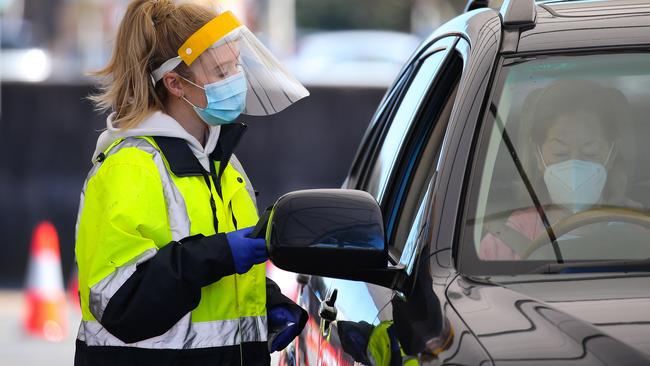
[201,173,219,233]
[203,168,244,366]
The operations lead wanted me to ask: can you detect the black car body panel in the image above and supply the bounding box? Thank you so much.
[519,1,650,53]
[448,275,650,364]
[502,275,650,356]
[274,1,650,365]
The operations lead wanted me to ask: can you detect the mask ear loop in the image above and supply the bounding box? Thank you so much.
[182,95,201,109]
[603,141,616,166]
[536,144,549,168]
[179,75,206,91]
[177,75,206,109]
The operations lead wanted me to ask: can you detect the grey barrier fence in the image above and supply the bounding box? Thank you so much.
[0,82,386,286]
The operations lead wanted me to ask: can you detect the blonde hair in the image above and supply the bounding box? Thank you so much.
[89,0,217,129]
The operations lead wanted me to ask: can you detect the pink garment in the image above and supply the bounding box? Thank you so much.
[479,199,644,260]
[479,208,544,260]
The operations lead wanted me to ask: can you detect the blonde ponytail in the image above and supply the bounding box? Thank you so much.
[89,0,217,129]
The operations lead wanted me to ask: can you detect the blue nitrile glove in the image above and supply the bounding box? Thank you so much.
[268,305,301,352]
[226,227,268,274]
[337,320,374,364]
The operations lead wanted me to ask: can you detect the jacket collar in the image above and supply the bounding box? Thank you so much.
[153,123,248,178]
[94,111,220,170]
[210,123,247,179]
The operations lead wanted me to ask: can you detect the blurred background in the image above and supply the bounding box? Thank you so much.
[0,0,469,364]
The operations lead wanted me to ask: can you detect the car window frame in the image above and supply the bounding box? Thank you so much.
[385,50,464,258]
[349,36,458,193]
[345,70,412,189]
[384,41,467,274]
[362,40,456,205]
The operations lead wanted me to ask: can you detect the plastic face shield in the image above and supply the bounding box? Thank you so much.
[151,11,309,116]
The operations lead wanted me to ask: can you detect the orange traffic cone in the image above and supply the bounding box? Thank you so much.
[23,221,68,342]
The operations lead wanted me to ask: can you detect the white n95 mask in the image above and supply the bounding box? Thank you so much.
[543,159,607,213]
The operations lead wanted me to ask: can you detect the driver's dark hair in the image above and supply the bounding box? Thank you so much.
[531,79,627,145]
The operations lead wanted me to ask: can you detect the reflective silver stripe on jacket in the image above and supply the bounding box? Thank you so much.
[75,137,191,242]
[81,138,192,321]
[118,138,192,241]
[76,137,266,349]
[89,248,156,322]
[77,315,267,349]
[76,137,188,344]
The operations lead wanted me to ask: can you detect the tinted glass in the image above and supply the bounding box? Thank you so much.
[464,53,650,272]
[365,50,448,203]
[391,53,462,256]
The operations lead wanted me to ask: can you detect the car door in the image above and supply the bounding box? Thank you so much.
[313,36,465,366]
[284,35,450,365]
[279,8,504,365]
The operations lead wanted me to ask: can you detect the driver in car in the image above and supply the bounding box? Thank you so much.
[480,79,641,260]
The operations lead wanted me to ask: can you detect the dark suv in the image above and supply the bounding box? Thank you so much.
[265,0,650,364]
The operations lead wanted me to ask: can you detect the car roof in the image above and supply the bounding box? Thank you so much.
[517,0,650,52]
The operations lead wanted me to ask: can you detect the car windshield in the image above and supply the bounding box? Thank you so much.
[463,52,650,274]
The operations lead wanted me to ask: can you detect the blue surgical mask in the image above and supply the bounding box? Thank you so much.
[182,72,248,126]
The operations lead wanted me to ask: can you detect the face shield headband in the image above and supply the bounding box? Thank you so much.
[150,10,242,84]
[150,10,309,117]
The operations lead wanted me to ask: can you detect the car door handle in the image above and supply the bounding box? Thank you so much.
[319,288,338,322]
[319,289,338,337]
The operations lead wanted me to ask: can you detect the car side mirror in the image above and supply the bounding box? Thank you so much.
[266,189,403,286]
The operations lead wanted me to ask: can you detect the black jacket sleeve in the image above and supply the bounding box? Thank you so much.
[100,233,235,344]
[265,278,308,335]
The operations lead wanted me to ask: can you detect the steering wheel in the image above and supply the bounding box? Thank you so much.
[522,207,650,259]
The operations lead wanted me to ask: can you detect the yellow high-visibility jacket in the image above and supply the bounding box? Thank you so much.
[74,115,281,365]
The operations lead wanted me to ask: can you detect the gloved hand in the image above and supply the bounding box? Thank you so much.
[226,227,268,274]
[268,305,302,352]
[337,320,374,364]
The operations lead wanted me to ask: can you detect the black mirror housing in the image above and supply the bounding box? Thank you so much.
[267,189,388,277]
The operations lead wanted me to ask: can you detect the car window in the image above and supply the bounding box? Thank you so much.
[390,52,463,258]
[462,52,650,274]
[346,69,413,189]
[363,38,456,204]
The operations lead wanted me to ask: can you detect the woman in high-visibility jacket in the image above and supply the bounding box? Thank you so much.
[74,1,309,365]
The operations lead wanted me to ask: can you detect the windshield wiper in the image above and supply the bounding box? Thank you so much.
[527,258,650,274]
